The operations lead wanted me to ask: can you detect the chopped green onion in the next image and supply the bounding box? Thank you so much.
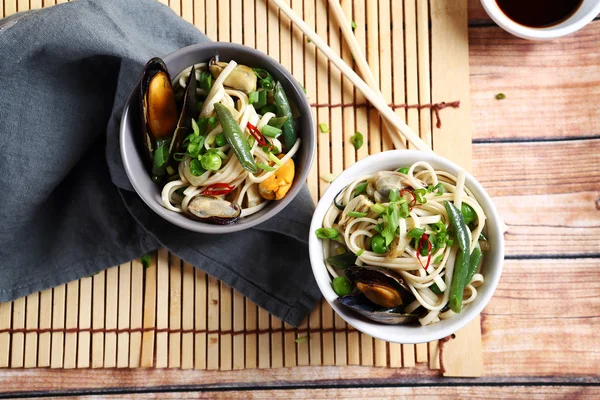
[315,227,339,240]
[434,254,444,264]
[200,71,212,91]
[414,188,427,204]
[388,188,400,202]
[407,227,426,239]
[190,159,205,176]
[398,202,410,219]
[495,92,506,100]
[319,123,330,133]
[259,80,273,90]
[370,203,386,214]
[353,182,368,197]
[267,116,289,129]
[140,253,152,268]
[247,135,256,148]
[153,143,169,169]
[191,118,200,135]
[321,173,337,183]
[208,116,217,128]
[351,20,357,31]
[350,131,364,150]
[430,282,443,294]
[261,125,282,138]
[374,223,384,233]
[166,165,175,176]
[295,336,308,344]
[257,163,276,172]
[397,167,409,174]
[332,276,353,296]
[357,249,365,257]
[252,89,268,109]
[268,152,283,166]
[348,211,367,218]
[253,68,272,80]
[173,152,186,162]
[433,183,445,196]
[248,91,260,104]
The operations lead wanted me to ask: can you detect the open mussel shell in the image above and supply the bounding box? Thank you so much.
[335,292,419,325]
[187,195,242,225]
[344,265,411,308]
[140,58,178,164]
[139,58,199,182]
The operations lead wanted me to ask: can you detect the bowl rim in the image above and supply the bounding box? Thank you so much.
[308,150,505,344]
[120,42,315,234]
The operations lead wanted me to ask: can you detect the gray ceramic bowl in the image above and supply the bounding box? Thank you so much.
[120,43,315,233]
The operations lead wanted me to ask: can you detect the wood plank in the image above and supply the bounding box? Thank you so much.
[194,270,207,370]
[37,289,52,367]
[0,302,11,367]
[469,22,600,141]
[181,263,195,370]
[155,249,169,368]
[50,285,66,369]
[495,191,600,257]
[117,263,131,368]
[474,140,600,197]
[129,260,144,368]
[168,256,181,369]
[24,292,39,368]
[63,281,79,369]
[207,275,220,370]
[85,386,600,399]
[11,297,25,368]
[141,254,157,368]
[483,259,600,377]
[77,277,92,368]
[104,266,119,368]
[92,271,105,368]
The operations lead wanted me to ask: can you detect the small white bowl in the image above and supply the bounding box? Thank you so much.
[481,0,600,40]
[308,150,505,344]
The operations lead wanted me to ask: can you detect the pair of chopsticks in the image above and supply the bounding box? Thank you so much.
[271,0,431,153]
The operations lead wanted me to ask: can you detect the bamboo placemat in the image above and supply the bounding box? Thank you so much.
[0,0,482,377]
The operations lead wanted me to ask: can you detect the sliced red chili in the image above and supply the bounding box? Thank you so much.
[246,122,270,147]
[416,233,433,270]
[201,182,235,196]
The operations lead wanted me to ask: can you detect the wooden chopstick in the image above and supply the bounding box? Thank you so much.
[270,0,431,153]
[327,0,406,151]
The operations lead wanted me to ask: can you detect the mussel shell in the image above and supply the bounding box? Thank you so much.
[140,58,175,162]
[187,195,242,225]
[336,292,419,325]
[170,65,198,155]
[345,265,411,308]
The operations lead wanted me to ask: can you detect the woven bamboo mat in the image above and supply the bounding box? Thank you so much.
[0,0,482,377]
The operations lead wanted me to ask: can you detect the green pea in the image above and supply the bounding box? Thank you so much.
[215,133,227,147]
[371,234,388,254]
[201,152,222,171]
[332,276,353,296]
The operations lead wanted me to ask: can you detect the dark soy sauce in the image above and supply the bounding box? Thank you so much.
[495,0,583,28]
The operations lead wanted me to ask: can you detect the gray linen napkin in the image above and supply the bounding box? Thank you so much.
[0,0,320,326]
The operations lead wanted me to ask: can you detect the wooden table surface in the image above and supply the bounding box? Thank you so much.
[1,1,599,398]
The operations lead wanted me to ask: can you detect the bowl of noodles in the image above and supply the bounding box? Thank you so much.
[309,150,504,344]
[120,43,315,233]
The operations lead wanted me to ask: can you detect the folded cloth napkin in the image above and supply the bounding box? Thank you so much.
[0,0,320,326]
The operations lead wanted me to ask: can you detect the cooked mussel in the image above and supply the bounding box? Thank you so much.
[374,172,410,197]
[344,266,411,308]
[335,292,418,325]
[187,195,242,225]
[209,59,257,93]
[139,58,198,181]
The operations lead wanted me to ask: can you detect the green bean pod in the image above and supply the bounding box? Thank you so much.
[213,103,258,174]
[273,81,297,152]
[464,242,483,286]
[444,201,470,252]
[449,248,470,314]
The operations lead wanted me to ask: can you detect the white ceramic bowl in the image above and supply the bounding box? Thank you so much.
[481,0,600,40]
[308,150,505,344]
